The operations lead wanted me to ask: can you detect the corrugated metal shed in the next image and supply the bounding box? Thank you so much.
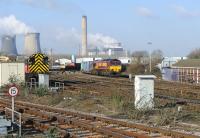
[81,61,93,73]
[0,62,25,86]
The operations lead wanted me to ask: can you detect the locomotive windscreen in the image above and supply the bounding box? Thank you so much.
[110,60,121,65]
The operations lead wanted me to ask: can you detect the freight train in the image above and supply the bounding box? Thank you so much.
[81,59,122,76]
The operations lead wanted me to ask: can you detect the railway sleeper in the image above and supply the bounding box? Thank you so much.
[0,99,199,138]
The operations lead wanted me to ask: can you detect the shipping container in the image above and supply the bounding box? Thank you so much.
[81,61,93,73]
[0,62,25,86]
[76,58,94,64]
[161,67,179,81]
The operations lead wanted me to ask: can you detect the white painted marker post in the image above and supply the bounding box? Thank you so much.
[8,85,19,131]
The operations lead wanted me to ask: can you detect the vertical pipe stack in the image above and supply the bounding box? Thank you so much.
[81,16,87,57]
[24,33,41,56]
[1,35,18,56]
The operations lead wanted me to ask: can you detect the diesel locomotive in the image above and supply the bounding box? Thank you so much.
[25,53,49,82]
[81,59,122,76]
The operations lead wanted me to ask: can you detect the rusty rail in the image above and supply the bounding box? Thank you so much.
[0,99,199,138]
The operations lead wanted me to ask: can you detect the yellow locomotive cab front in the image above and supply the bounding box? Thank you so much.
[109,65,122,73]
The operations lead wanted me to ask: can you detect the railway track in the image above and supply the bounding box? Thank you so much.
[48,72,200,113]
[50,72,200,101]
[0,98,199,138]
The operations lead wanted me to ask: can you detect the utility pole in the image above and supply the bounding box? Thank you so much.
[50,48,53,67]
[147,42,152,73]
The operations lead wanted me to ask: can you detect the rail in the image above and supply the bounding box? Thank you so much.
[0,99,199,138]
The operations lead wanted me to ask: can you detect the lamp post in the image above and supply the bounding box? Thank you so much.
[147,42,152,73]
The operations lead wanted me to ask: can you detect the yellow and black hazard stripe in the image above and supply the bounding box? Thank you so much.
[28,53,49,74]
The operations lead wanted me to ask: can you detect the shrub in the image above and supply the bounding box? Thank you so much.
[35,85,49,97]
[111,94,124,112]
[8,74,24,85]
[8,74,20,84]
[154,108,177,126]
[20,87,29,97]
[124,101,154,120]
[127,63,146,75]
[46,127,59,138]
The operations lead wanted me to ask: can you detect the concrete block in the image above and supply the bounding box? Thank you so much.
[39,74,49,87]
[134,75,156,109]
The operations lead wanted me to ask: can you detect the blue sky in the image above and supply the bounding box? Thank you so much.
[0,0,200,56]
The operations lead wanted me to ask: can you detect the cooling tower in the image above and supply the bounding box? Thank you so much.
[24,33,41,56]
[1,35,18,56]
[81,16,87,56]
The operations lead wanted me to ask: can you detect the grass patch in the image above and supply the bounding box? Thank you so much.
[35,85,49,97]
[111,94,124,112]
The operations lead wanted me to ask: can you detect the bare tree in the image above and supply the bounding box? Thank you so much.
[151,49,163,63]
[188,48,200,59]
[132,51,149,64]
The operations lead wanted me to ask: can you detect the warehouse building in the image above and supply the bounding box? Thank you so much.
[162,59,200,84]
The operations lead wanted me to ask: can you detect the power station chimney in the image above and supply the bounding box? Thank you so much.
[1,35,18,56]
[24,33,41,56]
[81,15,87,57]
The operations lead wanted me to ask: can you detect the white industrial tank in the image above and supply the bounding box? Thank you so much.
[71,54,76,63]
[1,35,18,56]
[24,33,41,56]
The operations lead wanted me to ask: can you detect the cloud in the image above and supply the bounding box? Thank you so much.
[21,0,60,10]
[55,28,79,41]
[41,27,121,53]
[53,28,121,49]
[0,0,84,13]
[136,7,157,18]
[0,15,35,35]
[88,33,121,49]
[172,5,200,18]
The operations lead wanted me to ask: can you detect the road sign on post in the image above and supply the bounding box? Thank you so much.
[8,86,18,97]
[8,85,19,131]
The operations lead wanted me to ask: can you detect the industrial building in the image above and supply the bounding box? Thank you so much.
[87,45,127,57]
[161,57,187,68]
[1,35,18,56]
[24,33,41,56]
[81,16,87,57]
[80,15,128,58]
[162,59,200,84]
[0,33,41,57]
[161,57,187,81]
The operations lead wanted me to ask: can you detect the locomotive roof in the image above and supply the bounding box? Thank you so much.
[101,59,120,61]
[93,59,121,63]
